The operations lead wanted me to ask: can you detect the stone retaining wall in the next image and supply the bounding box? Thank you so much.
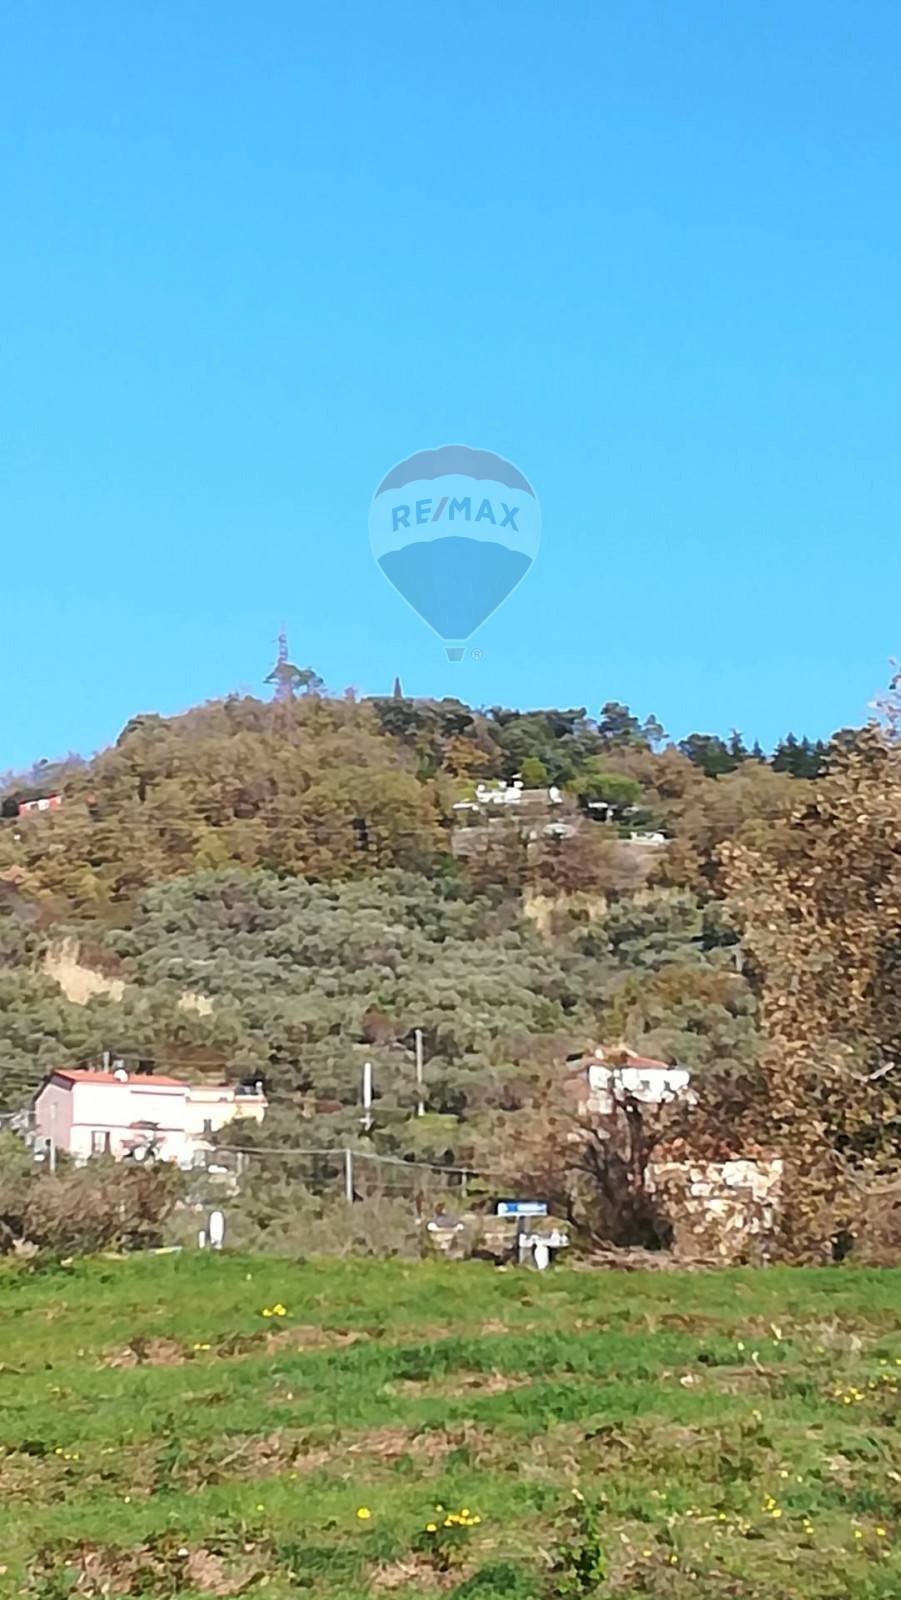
[646,1157,783,1263]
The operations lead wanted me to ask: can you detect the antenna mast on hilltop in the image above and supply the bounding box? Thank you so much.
[265,624,304,702]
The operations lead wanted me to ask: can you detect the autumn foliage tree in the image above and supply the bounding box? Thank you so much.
[723,694,901,1255]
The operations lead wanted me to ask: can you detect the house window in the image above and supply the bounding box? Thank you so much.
[91,1130,111,1156]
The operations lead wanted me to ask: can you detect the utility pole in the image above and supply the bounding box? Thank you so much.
[414,1029,425,1118]
[343,1147,354,1204]
[361,1061,373,1133]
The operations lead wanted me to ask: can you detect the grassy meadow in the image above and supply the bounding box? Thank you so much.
[2,1254,901,1597]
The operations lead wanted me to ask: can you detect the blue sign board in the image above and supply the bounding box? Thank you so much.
[494,1199,548,1217]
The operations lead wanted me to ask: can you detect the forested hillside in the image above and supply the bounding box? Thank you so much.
[1,685,895,1233]
[0,694,815,904]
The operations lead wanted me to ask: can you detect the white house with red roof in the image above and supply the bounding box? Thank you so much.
[17,793,63,817]
[567,1044,691,1117]
[32,1068,266,1165]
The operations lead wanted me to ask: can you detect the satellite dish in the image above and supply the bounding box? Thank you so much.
[208,1210,225,1250]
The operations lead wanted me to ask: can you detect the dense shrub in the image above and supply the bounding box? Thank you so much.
[0,1142,182,1257]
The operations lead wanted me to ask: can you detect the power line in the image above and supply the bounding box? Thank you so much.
[213,1144,509,1178]
[3,1052,427,1081]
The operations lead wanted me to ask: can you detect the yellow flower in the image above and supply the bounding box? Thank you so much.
[854,1529,864,1540]
[426,1523,437,1533]
[356,1507,372,1521]
[876,1527,888,1538]
[273,1304,287,1317]
[261,1308,273,1318]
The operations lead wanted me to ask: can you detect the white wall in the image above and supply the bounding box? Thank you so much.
[585,1064,691,1114]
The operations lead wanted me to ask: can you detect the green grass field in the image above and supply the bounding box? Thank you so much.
[3,1255,901,1598]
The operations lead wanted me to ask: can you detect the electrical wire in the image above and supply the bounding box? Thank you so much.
[211,1144,509,1177]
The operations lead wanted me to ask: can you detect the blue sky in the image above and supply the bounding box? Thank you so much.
[2,0,900,771]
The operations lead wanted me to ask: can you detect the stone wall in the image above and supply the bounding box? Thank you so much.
[646,1156,783,1263]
